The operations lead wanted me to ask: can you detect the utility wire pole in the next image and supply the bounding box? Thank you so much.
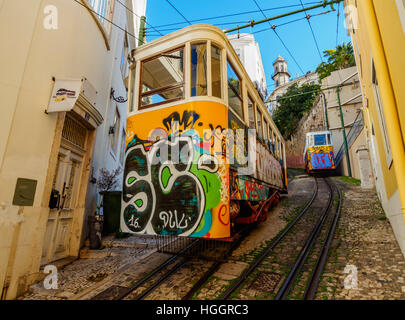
[138,16,146,46]
[224,0,343,33]
[337,86,352,177]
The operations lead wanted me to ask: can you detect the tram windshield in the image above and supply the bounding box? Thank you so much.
[140,47,184,108]
[314,134,327,146]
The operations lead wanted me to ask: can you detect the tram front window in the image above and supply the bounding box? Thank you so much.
[140,47,184,108]
[191,43,207,96]
[314,134,327,146]
[211,45,222,98]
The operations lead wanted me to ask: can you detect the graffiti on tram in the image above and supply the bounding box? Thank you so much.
[121,101,230,238]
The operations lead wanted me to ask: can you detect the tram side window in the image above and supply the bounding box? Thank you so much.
[140,47,184,108]
[280,142,284,162]
[227,60,243,120]
[191,43,207,96]
[256,109,263,140]
[263,120,268,141]
[269,128,273,152]
[211,45,222,98]
[248,95,255,129]
[314,134,327,146]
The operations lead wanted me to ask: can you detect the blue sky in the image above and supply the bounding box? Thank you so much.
[144,0,351,92]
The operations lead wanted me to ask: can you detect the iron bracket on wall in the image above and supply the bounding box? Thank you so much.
[110,88,127,103]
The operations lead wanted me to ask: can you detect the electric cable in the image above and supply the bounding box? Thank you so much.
[115,0,164,36]
[165,0,192,25]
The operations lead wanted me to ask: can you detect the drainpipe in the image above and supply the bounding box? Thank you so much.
[337,86,352,177]
[321,93,329,131]
[362,0,405,221]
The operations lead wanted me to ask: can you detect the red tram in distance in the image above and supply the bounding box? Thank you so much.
[121,25,287,240]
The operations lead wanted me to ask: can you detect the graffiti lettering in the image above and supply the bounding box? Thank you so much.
[159,210,190,229]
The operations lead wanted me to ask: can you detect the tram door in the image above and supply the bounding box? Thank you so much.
[42,114,87,264]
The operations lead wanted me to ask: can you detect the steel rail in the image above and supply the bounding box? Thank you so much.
[275,177,333,300]
[303,178,342,299]
[220,176,319,300]
[115,239,199,300]
[181,225,252,300]
[136,257,191,300]
[135,224,253,300]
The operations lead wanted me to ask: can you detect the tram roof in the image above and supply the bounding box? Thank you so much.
[130,24,284,142]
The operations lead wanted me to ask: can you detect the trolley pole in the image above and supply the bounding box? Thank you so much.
[337,86,352,177]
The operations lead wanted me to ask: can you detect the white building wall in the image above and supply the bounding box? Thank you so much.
[0,0,146,298]
[227,33,267,100]
[84,0,146,231]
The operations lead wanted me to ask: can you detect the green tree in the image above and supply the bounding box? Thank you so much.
[316,42,356,80]
[272,82,321,139]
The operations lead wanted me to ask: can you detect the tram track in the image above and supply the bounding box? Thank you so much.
[274,177,334,300]
[219,176,319,300]
[90,176,340,301]
[114,239,199,300]
[219,176,342,300]
[110,225,252,300]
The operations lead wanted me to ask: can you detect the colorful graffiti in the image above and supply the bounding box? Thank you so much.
[122,101,230,238]
[307,146,335,170]
[255,141,283,188]
[230,173,271,201]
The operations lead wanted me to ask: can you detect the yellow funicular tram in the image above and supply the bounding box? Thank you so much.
[121,24,287,240]
[304,130,336,174]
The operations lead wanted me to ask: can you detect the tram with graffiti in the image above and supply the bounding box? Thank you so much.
[121,24,287,240]
[304,131,336,174]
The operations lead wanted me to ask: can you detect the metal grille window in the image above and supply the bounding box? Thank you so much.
[62,115,87,149]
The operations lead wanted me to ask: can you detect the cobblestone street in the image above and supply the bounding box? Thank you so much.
[20,235,157,300]
[20,174,405,300]
[316,177,405,300]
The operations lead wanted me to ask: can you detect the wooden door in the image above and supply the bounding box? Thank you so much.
[42,114,87,264]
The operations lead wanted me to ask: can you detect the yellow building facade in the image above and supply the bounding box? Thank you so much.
[344,0,405,256]
[0,0,141,299]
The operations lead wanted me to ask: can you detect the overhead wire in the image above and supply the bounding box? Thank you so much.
[115,0,164,36]
[251,0,305,76]
[146,20,252,33]
[165,0,192,25]
[266,81,353,103]
[148,1,324,30]
[336,1,340,47]
[72,0,140,41]
[298,0,324,62]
